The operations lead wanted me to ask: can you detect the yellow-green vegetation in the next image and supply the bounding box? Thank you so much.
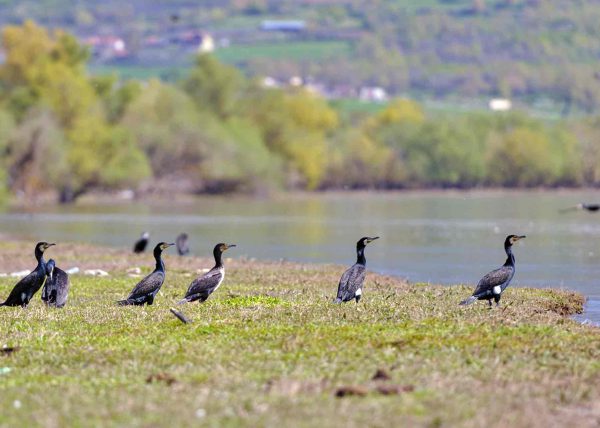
[0,241,598,427]
[1,21,600,205]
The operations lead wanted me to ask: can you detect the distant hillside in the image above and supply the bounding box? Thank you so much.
[1,0,600,113]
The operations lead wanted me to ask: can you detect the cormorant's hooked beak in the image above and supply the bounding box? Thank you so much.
[366,237,379,244]
[165,243,175,249]
[511,235,526,245]
[45,243,56,249]
[225,244,236,250]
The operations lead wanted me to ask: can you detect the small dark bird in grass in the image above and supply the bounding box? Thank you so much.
[41,259,70,308]
[118,242,174,306]
[0,242,55,308]
[133,232,150,253]
[560,203,600,213]
[460,235,526,308]
[178,243,236,304]
[175,233,190,256]
[335,237,379,303]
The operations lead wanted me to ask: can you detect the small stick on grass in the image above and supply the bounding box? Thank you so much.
[169,307,191,324]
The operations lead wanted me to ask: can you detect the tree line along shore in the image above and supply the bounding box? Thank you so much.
[1,21,600,205]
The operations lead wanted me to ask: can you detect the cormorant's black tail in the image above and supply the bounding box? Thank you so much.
[177,298,189,305]
[459,296,477,306]
[334,298,343,304]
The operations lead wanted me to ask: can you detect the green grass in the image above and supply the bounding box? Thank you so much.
[0,241,598,427]
[215,41,352,63]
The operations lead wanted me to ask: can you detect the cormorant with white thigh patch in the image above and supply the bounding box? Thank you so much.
[460,235,526,308]
[335,237,379,303]
[178,243,235,304]
[118,242,174,306]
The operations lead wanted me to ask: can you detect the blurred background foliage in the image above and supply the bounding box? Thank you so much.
[0,20,598,203]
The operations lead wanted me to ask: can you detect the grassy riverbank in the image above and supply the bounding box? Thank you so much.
[0,241,599,427]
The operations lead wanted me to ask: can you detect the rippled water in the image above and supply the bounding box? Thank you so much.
[3,190,600,322]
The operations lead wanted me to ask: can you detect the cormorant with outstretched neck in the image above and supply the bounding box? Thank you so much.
[561,203,600,213]
[118,242,174,306]
[41,259,70,308]
[335,237,379,303]
[460,235,526,307]
[133,232,150,253]
[178,243,236,304]
[176,233,190,256]
[0,242,55,308]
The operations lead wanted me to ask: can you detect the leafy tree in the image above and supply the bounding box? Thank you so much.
[0,21,149,202]
[182,54,245,119]
[324,129,393,189]
[243,86,338,189]
[486,127,557,187]
[5,108,66,197]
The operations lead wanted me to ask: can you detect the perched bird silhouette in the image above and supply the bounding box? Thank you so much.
[176,233,190,256]
[335,236,379,303]
[118,242,174,306]
[460,235,526,308]
[560,203,600,213]
[178,243,236,304]
[133,232,150,253]
[41,259,70,308]
[0,242,55,308]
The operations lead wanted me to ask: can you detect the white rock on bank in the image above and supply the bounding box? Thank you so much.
[84,269,109,277]
[10,270,30,278]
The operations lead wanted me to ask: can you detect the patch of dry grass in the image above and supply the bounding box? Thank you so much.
[0,241,599,427]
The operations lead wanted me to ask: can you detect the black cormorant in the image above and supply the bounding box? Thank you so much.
[460,235,526,307]
[176,233,190,256]
[335,236,379,303]
[118,242,174,306]
[41,259,70,308]
[178,243,236,304]
[561,203,600,213]
[0,242,55,308]
[133,232,150,253]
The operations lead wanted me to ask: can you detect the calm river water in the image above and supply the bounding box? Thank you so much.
[2,190,600,322]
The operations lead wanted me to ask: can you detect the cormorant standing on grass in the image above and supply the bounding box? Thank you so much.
[176,233,190,256]
[460,235,526,307]
[118,242,174,306]
[0,242,55,308]
[41,259,70,308]
[178,243,236,304]
[335,237,379,303]
[133,232,150,253]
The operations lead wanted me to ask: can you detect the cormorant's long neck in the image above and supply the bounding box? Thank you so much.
[356,246,366,266]
[213,249,223,268]
[35,248,45,268]
[503,244,515,267]
[154,249,165,272]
